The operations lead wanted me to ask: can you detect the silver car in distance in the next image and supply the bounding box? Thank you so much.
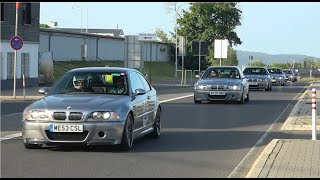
[22,67,162,151]
[267,68,286,86]
[194,66,250,104]
[243,67,273,91]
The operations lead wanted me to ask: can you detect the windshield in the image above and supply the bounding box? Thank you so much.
[267,69,282,74]
[50,71,129,95]
[243,68,268,75]
[283,70,293,74]
[202,67,241,79]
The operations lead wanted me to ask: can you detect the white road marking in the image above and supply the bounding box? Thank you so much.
[1,112,22,117]
[0,133,22,141]
[159,94,193,103]
[227,83,310,178]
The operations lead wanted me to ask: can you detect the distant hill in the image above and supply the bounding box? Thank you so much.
[236,50,319,66]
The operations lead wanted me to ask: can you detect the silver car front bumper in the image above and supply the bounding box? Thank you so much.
[248,81,268,90]
[22,120,126,146]
[194,90,243,101]
[272,78,286,85]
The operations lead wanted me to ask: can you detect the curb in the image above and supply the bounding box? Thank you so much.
[245,139,280,178]
[282,82,320,130]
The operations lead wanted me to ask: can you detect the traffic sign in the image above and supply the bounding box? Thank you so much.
[10,36,24,50]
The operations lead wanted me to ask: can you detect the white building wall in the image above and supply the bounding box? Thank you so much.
[0,42,38,80]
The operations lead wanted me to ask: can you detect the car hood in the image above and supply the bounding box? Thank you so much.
[197,78,242,85]
[243,75,267,79]
[270,74,285,78]
[30,94,129,111]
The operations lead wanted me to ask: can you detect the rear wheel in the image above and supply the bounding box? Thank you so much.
[120,114,134,151]
[24,143,42,149]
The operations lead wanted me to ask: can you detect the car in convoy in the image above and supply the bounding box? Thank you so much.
[194,66,249,104]
[243,66,272,91]
[282,69,297,82]
[22,67,162,151]
[267,68,286,86]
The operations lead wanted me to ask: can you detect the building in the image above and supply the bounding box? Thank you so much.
[39,28,172,63]
[0,2,40,89]
[53,28,124,38]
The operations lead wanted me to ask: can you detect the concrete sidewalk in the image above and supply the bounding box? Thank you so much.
[246,81,320,178]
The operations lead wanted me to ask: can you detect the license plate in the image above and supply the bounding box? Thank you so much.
[50,124,83,132]
[210,91,225,95]
[272,79,276,82]
[249,82,258,85]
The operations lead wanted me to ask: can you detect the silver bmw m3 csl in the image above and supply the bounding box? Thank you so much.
[194,66,250,104]
[22,67,161,151]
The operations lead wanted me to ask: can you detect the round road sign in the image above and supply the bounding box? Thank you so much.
[10,36,24,50]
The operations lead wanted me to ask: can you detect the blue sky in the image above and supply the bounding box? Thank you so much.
[40,2,320,57]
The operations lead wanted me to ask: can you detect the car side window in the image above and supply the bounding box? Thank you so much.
[130,72,145,93]
[137,72,152,92]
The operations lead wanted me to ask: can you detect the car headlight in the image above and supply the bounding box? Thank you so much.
[89,111,120,121]
[25,110,49,121]
[228,85,241,90]
[195,84,209,90]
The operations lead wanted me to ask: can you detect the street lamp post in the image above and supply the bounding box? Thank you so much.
[72,4,84,33]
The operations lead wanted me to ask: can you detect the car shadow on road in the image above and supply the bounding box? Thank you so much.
[42,130,311,153]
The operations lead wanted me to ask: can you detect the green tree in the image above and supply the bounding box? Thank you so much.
[40,23,50,28]
[270,63,291,69]
[302,57,315,68]
[155,28,172,43]
[314,59,320,69]
[248,60,266,67]
[177,2,242,65]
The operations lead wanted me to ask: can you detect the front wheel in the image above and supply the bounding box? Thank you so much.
[149,108,161,138]
[194,96,201,104]
[238,92,245,104]
[245,91,250,102]
[24,143,42,149]
[120,114,134,151]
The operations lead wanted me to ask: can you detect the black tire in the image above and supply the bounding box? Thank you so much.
[245,91,250,102]
[194,96,201,104]
[238,92,245,104]
[120,114,134,151]
[149,107,161,138]
[265,84,270,91]
[24,143,42,149]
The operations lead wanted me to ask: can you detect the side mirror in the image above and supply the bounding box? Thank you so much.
[38,87,50,95]
[135,89,146,96]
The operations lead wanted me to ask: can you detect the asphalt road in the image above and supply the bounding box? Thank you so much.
[1,82,309,178]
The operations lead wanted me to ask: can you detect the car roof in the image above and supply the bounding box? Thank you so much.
[244,66,267,69]
[267,67,282,69]
[67,67,137,74]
